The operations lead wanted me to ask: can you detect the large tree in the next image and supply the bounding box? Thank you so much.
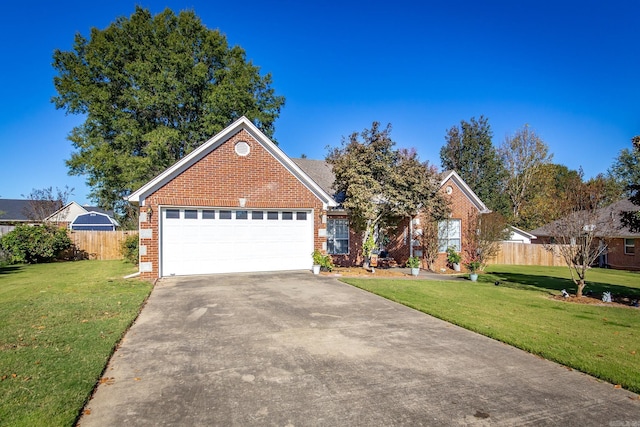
[518,163,582,231]
[498,124,553,224]
[327,122,446,264]
[52,7,285,212]
[440,116,508,215]
[610,135,640,231]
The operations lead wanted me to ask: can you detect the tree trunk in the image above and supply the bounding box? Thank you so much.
[576,279,585,298]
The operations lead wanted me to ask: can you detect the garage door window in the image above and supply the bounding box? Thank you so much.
[296,212,307,220]
[185,210,198,219]
[220,210,232,220]
[282,212,293,220]
[236,210,248,220]
[202,210,215,219]
[252,211,264,220]
[166,209,180,219]
[267,211,278,220]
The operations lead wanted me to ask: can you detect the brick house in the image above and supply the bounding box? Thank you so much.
[292,160,489,271]
[127,117,489,279]
[530,199,640,271]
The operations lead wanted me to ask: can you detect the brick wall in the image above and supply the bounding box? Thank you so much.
[137,129,326,279]
[430,177,480,272]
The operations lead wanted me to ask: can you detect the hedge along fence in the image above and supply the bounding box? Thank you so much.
[486,242,566,267]
[67,230,138,260]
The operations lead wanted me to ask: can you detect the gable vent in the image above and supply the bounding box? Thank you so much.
[235,141,251,156]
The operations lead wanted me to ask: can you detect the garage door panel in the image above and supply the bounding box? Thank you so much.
[160,208,313,276]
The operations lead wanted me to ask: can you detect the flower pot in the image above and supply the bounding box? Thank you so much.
[411,267,420,276]
[312,265,320,275]
[469,273,478,282]
[453,263,461,272]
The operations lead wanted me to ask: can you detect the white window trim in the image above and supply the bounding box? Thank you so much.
[438,219,461,253]
[624,238,635,255]
[327,218,349,255]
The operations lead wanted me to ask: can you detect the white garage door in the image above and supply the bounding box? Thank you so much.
[160,208,314,276]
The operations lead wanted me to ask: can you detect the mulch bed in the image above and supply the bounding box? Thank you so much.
[550,294,640,308]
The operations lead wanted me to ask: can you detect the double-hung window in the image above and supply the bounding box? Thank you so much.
[327,219,349,254]
[438,219,461,252]
[624,238,635,255]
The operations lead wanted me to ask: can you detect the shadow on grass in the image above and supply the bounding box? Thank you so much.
[483,269,640,299]
[0,264,23,275]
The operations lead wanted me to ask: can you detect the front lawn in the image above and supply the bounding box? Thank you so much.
[342,265,640,393]
[0,261,152,427]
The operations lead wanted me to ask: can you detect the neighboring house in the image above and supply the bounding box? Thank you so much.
[503,226,537,244]
[529,199,640,271]
[45,201,115,228]
[126,116,490,280]
[70,211,119,231]
[0,198,60,235]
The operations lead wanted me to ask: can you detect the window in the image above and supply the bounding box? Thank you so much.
[267,211,278,220]
[236,210,248,220]
[438,219,461,252]
[184,210,198,219]
[252,211,264,220]
[202,210,215,219]
[296,212,307,220]
[166,209,180,219]
[625,238,635,255]
[282,211,293,220]
[327,219,349,254]
[219,210,232,219]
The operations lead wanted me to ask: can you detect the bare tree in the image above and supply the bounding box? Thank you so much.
[21,186,74,221]
[542,177,613,297]
[463,212,510,271]
[499,124,553,223]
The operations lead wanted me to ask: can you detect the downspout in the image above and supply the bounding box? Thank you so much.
[409,215,413,258]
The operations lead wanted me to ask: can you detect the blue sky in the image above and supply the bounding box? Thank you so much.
[1,1,638,205]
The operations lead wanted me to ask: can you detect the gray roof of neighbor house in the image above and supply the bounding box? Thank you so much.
[529,199,640,238]
[0,199,58,222]
[0,199,114,223]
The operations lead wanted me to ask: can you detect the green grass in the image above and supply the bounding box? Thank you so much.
[342,265,640,393]
[0,261,152,427]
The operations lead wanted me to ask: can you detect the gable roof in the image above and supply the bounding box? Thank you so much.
[291,161,490,214]
[45,201,115,222]
[508,226,537,240]
[126,117,337,208]
[440,170,490,213]
[0,199,60,222]
[530,199,640,238]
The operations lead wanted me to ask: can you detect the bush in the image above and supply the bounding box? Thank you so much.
[121,234,139,265]
[406,256,421,269]
[0,225,72,264]
[312,249,334,272]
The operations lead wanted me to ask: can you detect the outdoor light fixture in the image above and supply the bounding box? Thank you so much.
[146,206,153,218]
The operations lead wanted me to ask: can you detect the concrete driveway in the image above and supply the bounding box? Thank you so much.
[80,272,639,426]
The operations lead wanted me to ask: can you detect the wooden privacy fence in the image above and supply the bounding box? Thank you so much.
[487,242,566,267]
[68,230,138,260]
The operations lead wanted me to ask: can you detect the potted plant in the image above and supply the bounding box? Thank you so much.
[407,256,421,276]
[312,250,334,274]
[466,261,481,282]
[312,250,323,275]
[446,247,461,272]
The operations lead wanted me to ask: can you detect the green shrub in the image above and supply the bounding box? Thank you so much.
[0,225,72,264]
[406,256,421,268]
[121,234,139,265]
[312,249,334,272]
